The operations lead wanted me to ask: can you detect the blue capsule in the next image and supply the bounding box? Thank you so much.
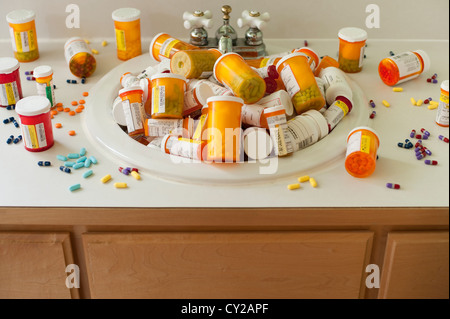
[76,156,87,163]
[389,51,395,56]
[13,120,19,128]
[67,153,80,159]
[66,79,77,84]
[73,162,85,170]
[6,136,13,144]
[6,105,15,110]
[64,161,75,167]
[60,166,71,173]
[69,184,81,192]
[89,156,98,164]
[82,170,93,178]
[57,155,68,161]
[80,147,87,156]
[38,161,51,167]
[84,158,92,168]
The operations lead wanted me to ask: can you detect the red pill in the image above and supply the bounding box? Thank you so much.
[386,183,401,190]
[415,134,423,139]
[424,99,429,104]
[427,78,432,83]
[304,40,308,47]
[425,160,438,166]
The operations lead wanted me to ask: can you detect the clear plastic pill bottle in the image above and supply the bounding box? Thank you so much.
[7,9,39,62]
[293,47,320,72]
[338,27,367,73]
[64,37,97,78]
[214,52,266,104]
[345,126,380,178]
[436,80,449,127]
[314,56,340,77]
[0,57,23,107]
[119,85,145,136]
[171,49,222,79]
[151,73,186,119]
[112,8,142,61]
[15,95,54,152]
[150,33,199,62]
[378,50,431,86]
[33,65,56,107]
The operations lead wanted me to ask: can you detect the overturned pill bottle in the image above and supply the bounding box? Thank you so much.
[323,94,353,132]
[119,85,145,136]
[245,56,282,69]
[15,95,54,152]
[436,80,449,127]
[241,104,268,128]
[243,127,273,161]
[112,8,142,61]
[319,66,352,105]
[264,106,294,157]
[171,49,222,79]
[6,9,39,62]
[120,72,139,88]
[144,118,194,138]
[151,73,186,119]
[64,37,97,78]
[206,96,244,163]
[258,90,295,119]
[33,65,56,107]
[183,81,214,118]
[338,27,367,73]
[314,56,340,77]
[378,50,431,86]
[0,57,23,107]
[150,33,199,62]
[276,53,325,115]
[345,126,380,178]
[286,112,325,152]
[214,53,266,104]
[292,47,320,72]
[161,135,206,161]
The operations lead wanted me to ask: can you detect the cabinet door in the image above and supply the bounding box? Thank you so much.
[0,232,78,299]
[379,231,449,299]
[83,231,373,299]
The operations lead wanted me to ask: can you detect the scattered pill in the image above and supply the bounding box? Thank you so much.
[64,161,75,167]
[83,170,93,178]
[438,135,449,143]
[369,100,376,108]
[298,175,310,183]
[92,49,99,55]
[69,111,76,116]
[101,174,112,183]
[6,136,13,144]
[432,73,438,79]
[114,182,128,188]
[416,99,423,106]
[68,130,76,136]
[415,141,422,148]
[60,166,71,173]
[64,108,71,112]
[428,97,433,101]
[425,160,438,166]
[13,137,21,143]
[89,156,98,164]
[69,184,81,192]
[287,183,300,190]
[55,102,63,108]
[26,76,35,81]
[421,128,430,137]
[6,105,15,110]
[76,156,87,163]
[386,183,400,190]
[432,79,438,84]
[422,134,429,140]
[57,155,68,161]
[67,153,80,159]
[102,40,108,47]
[427,78,432,83]
[389,51,395,56]
[123,168,131,175]
[131,168,139,173]
[398,143,406,148]
[78,100,86,104]
[309,178,318,188]
[78,105,85,109]
[304,40,308,47]
[392,87,403,92]
[424,99,430,104]
[75,108,83,113]
[66,79,77,84]
[424,148,432,156]
[428,104,438,110]
[369,111,376,119]
[410,97,417,106]
[429,101,439,106]
[131,171,141,180]
[3,118,11,124]
[71,101,78,106]
[57,106,64,112]
[79,147,87,156]
[25,71,33,75]
[84,158,92,168]
[415,134,423,139]
[73,162,84,170]
[416,154,425,160]
[55,123,62,128]
[82,92,89,97]
[13,120,19,128]
[81,77,86,84]
[382,100,390,107]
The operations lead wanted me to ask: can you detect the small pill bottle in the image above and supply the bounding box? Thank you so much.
[319,67,352,105]
[292,47,320,72]
[151,73,186,119]
[64,37,97,78]
[378,50,431,86]
[243,127,273,161]
[206,96,244,162]
[139,78,152,117]
[258,90,295,119]
[0,57,23,107]
[112,8,142,61]
[214,53,266,104]
[119,85,145,136]
[302,110,329,140]
[241,104,268,128]
[150,33,199,62]
[264,106,294,157]
[171,49,222,79]
[345,126,380,178]
[15,95,54,152]
[287,114,320,152]
[6,10,39,62]
[144,118,194,138]
[314,56,340,77]
[323,94,353,132]
[183,81,214,118]
[161,135,206,161]
[276,53,325,115]
[436,80,449,127]
[33,66,56,107]
[338,27,367,73]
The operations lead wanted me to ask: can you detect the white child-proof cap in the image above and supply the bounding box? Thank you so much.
[194,82,215,106]
[243,127,273,160]
[112,96,127,126]
[206,96,244,105]
[302,110,329,139]
[414,50,431,74]
[441,80,449,92]
[0,57,20,74]
[258,90,294,117]
[33,65,53,78]
[112,8,141,22]
[16,95,50,117]
[338,27,368,43]
[6,9,36,24]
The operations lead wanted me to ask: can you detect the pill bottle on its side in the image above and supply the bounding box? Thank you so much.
[436,80,449,127]
[150,33,199,62]
[264,105,294,157]
[345,126,380,178]
[243,127,273,161]
[183,81,214,118]
[258,90,295,119]
[7,9,39,62]
[314,56,340,77]
[0,57,23,107]
[64,37,97,78]
[171,49,222,79]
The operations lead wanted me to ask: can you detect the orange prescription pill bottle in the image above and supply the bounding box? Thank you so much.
[378,50,431,86]
[436,80,449,127]
[276,53,325,115]
[345,126,380,178]
[241,104,268,128]
[7,9,39,62]
[245,56,282,69]
[214,53,266,104]
[151,73,186,119]
[112,8,142,61]
[161,135,206,161]
[293,47,320,72]
[206,96,244,162]
[171,49,222,79]
[119,86,145,136]
[150,33,199,62]
[64,37,97,78]
[338,27,367,73]
[33,65,56,107]
[314,56,340,77]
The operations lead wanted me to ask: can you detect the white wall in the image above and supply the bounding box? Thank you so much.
[0,0,448,40]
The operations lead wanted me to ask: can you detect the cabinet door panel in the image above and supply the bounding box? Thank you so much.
[83,231,373,299]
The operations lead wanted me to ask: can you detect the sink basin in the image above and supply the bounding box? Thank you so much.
[85,51,370,185]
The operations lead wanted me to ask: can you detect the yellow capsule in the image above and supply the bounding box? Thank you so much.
[101,40,108,47]
[429,101,439,106]
[392,87,403,92]
[309,177,318,188]
[416,99,423,106]
[131,171,141,180]
[382,100,390,107]
[101,174,111,183]
[287,183,300,190]
[298,175,310,183]
[428,104,438,110]
[410,97,417,106]
[114,182,128,188]
[92,49,99,55]
[84,39,90,44]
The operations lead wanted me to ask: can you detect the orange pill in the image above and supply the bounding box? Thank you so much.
[55,123,62,128]
[51,110,58,115]
[78,99,86,104]
[71,101,78,106]
[78,104,85,109]
[82,92,89,97]
[64,108,71,112]
[57,106,64,112]
[51,114,54,119]
[69,111,76,116]
[55,102,63,108]
[68,130,76,136]
[75,108,83,113]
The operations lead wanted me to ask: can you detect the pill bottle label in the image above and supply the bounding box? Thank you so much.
[203,81,232,96]
[322,72,347,90]
[242,105,264,127]
[359,46,365,68]
[192,114,207,140]
[259,96,282,108]
[170,138,202,160]
[0,81,20,106]
[147,119,183,137]
[115,29,126,51]
[323,100,349,131]
[436,92,449,126]
[9,27,35,53]
[22,122,47,149]
[65,39,90,64]
[260,57,277,68]
[36,80,55,106]
[159,38,180,60]
[390,52,422,83]
[200,71,213,79]
[280,65,301,98]
[287,120,314,150]
[345,130,364,157]
[184,88,200,111]
[152,86,166,114]
[122,100,144,132]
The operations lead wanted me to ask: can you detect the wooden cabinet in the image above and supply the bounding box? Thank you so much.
[379,231,449,299]
[83,231,373,299]
[0,232,79,299]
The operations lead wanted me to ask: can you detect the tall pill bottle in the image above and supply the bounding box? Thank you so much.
[33,65,56,107]
[171,49,222,79]
[0,57,23,107]
[6,9,39,62]
[112,8,142,61]
[119,86,145,136]
[15,96,54,152]
[150,33,199,62]
[151,73,186,119]
[345,126,380,178]
[214,53,266,104]
[206,96,244,162]
[338,27,367,73]
[378,50,431,86]
[64,37,97,78]
[436,80,449,127]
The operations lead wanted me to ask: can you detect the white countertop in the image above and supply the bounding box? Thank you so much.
[0,38,448,208]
